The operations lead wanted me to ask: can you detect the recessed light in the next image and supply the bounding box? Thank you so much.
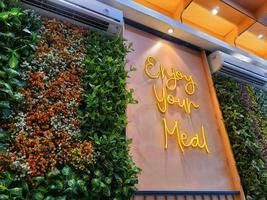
[211,7,219,15]
[167,28,174,34]
[258,34,263,39]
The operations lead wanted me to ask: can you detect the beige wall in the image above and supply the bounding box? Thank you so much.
[125,25,236,191]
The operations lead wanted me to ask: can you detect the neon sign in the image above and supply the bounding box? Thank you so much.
[144,56,210,154]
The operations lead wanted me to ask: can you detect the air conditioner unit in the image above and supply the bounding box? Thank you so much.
[208,51,267,90]
[21,0,124,35]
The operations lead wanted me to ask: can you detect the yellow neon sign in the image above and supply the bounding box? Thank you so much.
[145,56,197,95]
[163,118,210,153]
[144,56,210,154]
[152,84,199,114]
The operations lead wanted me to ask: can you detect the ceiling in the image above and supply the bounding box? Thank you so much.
[224,0,266,13]
[134,0,267,60]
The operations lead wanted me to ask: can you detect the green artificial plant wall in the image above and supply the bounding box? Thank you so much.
[80,33,140,200]
[0,0,40,120]
[0,1,139,199]
[213,75,267,200]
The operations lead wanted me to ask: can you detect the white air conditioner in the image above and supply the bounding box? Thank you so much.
[21,0,124,35]
[208,51,267,90]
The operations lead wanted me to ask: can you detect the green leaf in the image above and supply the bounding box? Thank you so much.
[0,80,13,95]
[103,185,111,197]
[0,194,9,200]
[0,131,9,141]
[0,70,6,78]
[33,192,44,200]
[0,184,7,192]
[61,166,71,176]
[10,7,21,17]
[122,186,129,196]
[13,92,24,102]
[31,32,38,42]
[35,186,47,194]
[105,177,112,184]
[0,1,6,9]
[0,88,13,96]
[0,101,10,109]
[0,80,12,90]
[91,178,100,189]
[0,54,8,61]
[48,169,60,177]
[8,53,19,68]
[76,180,85,189]
[32,176,45,183]
[10,78,24,87]
[0,32,15,38]
[94,170,101,177]
[55,196,66,200]
[50,180,63,191]
[0,12,8,21]
[4,68,20,78]
[67,179,76,188]
[64,187,72,193]
[9,187,22,197]
[44,196,56,200]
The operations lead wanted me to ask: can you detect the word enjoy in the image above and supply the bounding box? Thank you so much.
[145,56,196,95]
[144,56,210,154]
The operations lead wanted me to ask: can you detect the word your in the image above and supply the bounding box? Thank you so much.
[153,84,199,114]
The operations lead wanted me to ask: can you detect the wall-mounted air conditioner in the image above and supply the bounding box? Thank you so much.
[21,0,124,35]
[208,51,267,90]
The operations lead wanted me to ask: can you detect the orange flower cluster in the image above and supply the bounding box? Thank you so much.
[28,71,45,90]
[14,131,73,176]
[2,19,93,178]
[67,141,94,171]
[22,66,83,131]
[39,18,87,59]
[0,153,13,172]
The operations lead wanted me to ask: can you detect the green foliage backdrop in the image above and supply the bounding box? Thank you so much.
[0,1,139,199]
[213,75,267,200]
[80,33,140,199]
[0,0,40,120]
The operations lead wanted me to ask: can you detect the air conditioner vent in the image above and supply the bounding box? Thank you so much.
[21,0,124,35]
[220,67,266,86]
[22,0,109,31]
[208,51,267,90]
[223,62,266,86]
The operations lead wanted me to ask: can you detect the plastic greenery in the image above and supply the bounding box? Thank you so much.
[0,0,41,120]
[0,1,139,198]
[0,15,96,200]
[80,32,140,199]
[213,75,267,200]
